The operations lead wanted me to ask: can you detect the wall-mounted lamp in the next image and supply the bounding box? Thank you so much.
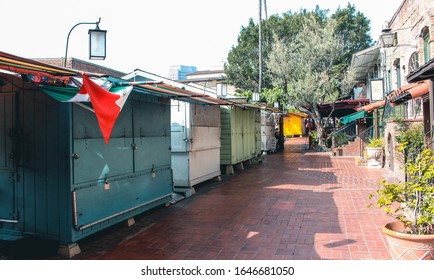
[64,17,107,67]
[380,28,396,48]
[252,92,260,102]
[274,101,279,108]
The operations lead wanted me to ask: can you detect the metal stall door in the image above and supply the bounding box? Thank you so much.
[71,101,135,229]
[0,93,17,224]
[171,100,190,185]
[171,100,189,152]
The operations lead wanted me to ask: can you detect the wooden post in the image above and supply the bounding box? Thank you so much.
[430,80,434,149]
[373,109,378,139]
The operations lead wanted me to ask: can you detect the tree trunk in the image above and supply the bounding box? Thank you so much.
[296,102,328,151]
[310,106,327,151]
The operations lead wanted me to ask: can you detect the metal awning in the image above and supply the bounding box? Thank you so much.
[315,99,370,118]
[340,110,366,124]
[133,82,232,106]
[0,51,78,79]
[0,51,232,106]
[350,45,381,82]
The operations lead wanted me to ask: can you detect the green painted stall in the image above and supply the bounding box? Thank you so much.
[220,101,262,174]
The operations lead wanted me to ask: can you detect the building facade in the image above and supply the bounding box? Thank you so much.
[350,0,433,177]
[168,65,197,80]
[382,0,434,119]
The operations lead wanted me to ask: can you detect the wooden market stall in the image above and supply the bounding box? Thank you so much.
[123,70,230,198]
[0,52,226,257]
[283,112,308,138]
[220,98,262,174]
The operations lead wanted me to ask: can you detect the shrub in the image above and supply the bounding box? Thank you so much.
[370,149,434,234]
[366,137,384,148]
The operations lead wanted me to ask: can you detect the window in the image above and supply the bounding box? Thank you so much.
[373,64,379,78]
[408,52,419,73]
[394,59,401,89]
[387,70,392,92]
[422,27,431,63]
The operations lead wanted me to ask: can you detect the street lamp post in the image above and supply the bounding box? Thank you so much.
[64,17,107,67]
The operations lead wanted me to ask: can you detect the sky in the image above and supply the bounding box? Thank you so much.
[0,0,403,77]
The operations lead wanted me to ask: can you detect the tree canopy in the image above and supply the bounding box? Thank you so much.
[224,4,372,98]
[224,4,373,150]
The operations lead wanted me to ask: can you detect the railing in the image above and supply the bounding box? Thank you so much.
[329,121,357,148]
[330,123,374,158]
[358,125,374,159]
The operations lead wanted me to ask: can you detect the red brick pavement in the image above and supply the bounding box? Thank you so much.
[74,137,396,260]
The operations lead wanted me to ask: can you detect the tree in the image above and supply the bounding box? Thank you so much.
[225,4,372,151]
[267,16,354,150]
[225,18,265,93]
[332,3,373,66]
[225,8,328,95]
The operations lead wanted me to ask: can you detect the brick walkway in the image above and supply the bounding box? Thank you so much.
[72,137,396,260]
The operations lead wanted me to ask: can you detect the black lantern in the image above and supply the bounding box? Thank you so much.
[89,26,107,60]
[380,31,396,48]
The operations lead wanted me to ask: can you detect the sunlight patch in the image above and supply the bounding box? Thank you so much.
[246,231,259,239]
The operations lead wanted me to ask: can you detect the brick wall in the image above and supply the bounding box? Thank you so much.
[334,138,363,157]
[384,119,423,182]
[36,58,126,78]
[387,0,434,86]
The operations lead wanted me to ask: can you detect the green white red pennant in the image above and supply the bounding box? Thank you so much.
[80,73,132,144]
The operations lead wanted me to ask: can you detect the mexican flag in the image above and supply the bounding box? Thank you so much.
[80,73,132,144]
[40,73,132,144]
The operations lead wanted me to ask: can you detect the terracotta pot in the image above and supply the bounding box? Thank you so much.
[382,221,434,260]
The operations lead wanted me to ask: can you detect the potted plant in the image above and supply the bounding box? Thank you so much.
[369,148,434,259]
[365,137,384,168]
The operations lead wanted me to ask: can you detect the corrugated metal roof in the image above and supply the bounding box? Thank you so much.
[0,51,78,77]
[134,82,232,106]
[0,51,232,106]
[350,45,381,82]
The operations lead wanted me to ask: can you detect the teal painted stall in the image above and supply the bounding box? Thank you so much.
[220,101,262,174]
[0,53,231,257]
[0,71,173,255]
